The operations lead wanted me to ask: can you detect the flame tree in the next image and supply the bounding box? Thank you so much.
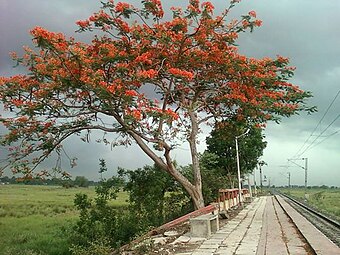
[0,0,314,209]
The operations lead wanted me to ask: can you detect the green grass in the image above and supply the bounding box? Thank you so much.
[279,188,340,221]
[0,185,128,255]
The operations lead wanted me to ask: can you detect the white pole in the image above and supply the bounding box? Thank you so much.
[253,168,257,196]
[303,157,308,200]
[235,137,242,205]
[235,129,250,206]
[248,174,252,198]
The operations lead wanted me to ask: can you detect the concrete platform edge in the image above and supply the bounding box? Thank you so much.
[275,195,340,255]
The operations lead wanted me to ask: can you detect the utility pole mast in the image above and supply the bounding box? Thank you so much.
[302,157,308,199]
[288,158,308,200]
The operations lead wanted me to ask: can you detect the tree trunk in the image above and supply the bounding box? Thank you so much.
[165,165,204,209]
[187,110,205,209]
[162,160,205,210]
[128,124,205,209]
[189,184,205,209]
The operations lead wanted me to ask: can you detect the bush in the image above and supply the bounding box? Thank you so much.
[69,164,193,254]
[69,176,135,250]
[120,165,192,225]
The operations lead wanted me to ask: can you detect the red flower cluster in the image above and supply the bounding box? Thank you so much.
[115,2,131,12]
[169,68,194,80]
[137,69,158,79]
[76,20,90,28]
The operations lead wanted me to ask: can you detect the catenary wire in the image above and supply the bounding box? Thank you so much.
[292,89,340,158]
[297,113,340,156]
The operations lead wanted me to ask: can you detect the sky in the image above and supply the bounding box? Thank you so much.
[0,0,339,187]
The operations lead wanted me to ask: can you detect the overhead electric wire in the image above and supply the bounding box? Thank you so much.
[292,89,340,158]
[308,128,340,151]
[297,112,340,156]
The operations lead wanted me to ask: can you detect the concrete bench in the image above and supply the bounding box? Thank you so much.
[190,213,219,238]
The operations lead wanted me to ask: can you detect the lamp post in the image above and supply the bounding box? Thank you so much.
[253,168,257,196]
[248,174,252,198]
[235,128,250,206]
[258,161,265,193]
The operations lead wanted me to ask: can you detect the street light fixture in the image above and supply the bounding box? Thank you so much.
[235,128,250,206]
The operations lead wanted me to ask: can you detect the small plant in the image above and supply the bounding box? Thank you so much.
[70,240,112,255]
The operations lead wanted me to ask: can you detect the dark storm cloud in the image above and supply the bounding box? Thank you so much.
[0,0,99,75]
[0,0,339,185]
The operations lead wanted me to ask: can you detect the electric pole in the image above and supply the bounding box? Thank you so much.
[288,158,308,200]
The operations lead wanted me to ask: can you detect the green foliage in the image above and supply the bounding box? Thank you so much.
[70,239,112,255]
[70,176,135,250]
[199,153,230,204]
[70,163,193,253]
[206,121,267,181]
[180,160,228,205]
[120,164,191,226]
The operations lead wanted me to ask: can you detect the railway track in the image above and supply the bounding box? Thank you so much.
[276,192,340,247]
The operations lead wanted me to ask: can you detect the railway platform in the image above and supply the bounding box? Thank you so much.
[174,196,340,255]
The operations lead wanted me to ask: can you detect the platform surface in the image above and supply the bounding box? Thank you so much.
[176,196,340,255]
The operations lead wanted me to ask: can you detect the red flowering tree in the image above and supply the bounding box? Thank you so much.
[0,0,313,209]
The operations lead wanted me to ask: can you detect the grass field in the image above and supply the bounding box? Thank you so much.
[0,185,128,255]
[279,188,340,221]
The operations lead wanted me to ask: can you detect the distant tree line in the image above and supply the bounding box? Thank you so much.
[274,184,339,189]
[0,175,98,187]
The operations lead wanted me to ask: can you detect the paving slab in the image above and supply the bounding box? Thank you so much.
[175,195,338,255]
[262,196,289,254]
[184,197,267,255]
